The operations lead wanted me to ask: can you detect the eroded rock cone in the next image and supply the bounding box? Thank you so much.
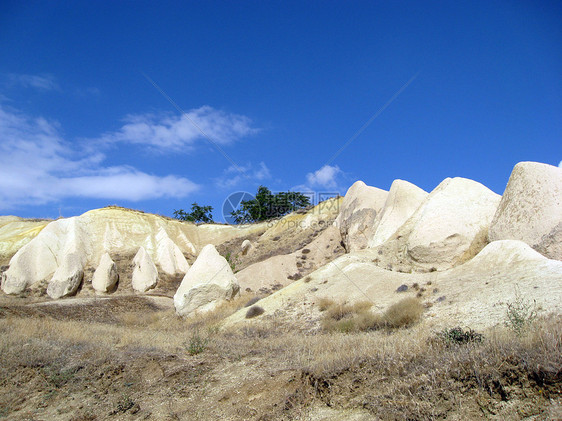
[174,244,240,316]
[92,252,118,294]
[132,247,158,293]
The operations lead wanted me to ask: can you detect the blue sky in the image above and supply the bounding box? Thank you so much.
[0,1,560,221]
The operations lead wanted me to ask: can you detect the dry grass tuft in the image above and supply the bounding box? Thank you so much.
[245,305,265,319]
[383,297,424,328]
[319,297,424,333]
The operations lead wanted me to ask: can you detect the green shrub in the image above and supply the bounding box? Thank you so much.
[437,327,484,345]
[505,290,539,335]
[185,329,209,355]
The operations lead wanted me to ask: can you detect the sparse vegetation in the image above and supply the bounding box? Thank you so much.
[245,305,265,319]
[505,288,540,335]
[0,294,560,420]
[318,297,424,333]
[437,326,484,345]
[382,297,424,328]
[185,329,209,355]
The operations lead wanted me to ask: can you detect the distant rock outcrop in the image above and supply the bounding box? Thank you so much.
[174,244,240,316]
[91,253,118,294]
[374,178,501,272]
[335,181,388,252]
[132,247,158,293]
[489,162,562,261]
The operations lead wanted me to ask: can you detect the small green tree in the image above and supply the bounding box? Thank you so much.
[173,202,213,223]
[230,186,311,224]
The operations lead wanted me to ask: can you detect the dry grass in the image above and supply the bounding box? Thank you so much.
[383,297,424,328]
[318,297,424,333]
[0,293,560,420]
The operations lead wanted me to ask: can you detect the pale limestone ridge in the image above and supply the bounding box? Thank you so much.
[174,244,240,316]
[489,161,562,260]
[0,217,50,261]
[1,207,266,296]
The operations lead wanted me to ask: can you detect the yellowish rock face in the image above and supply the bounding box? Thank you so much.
[0,217,50,261]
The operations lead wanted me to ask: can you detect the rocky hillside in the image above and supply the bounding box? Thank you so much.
[0,161,561,330]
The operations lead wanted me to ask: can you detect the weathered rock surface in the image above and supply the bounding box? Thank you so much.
[91,253,118,294]
[174,244,239,316]
[0,216,50,264]
[225,240,562,330]
[1,207,268,297]
[2,217,89,295]
[236,225,344,292]
[132,247,158,293]
[335,181,388,252]
[368,179,428,248]
[47,253,85,299]
[489,162,562,260]
[374,177,501,272]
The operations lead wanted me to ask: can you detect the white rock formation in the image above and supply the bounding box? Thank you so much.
[155,228,190,275]
[489,162,562,260]
[375,177,501,272]
[47,253,85,299]
[368,179,428,248]
[2,235,59,294]
[2,217,89,296]
[225,240,562,330]
[132,247,158,293]
[174,244,240,316]
[1,206,268,298]
[91,253,118,294]
[241,239,252,255]
[335,181,388,252]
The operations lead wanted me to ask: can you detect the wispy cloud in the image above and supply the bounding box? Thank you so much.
[0,106,199,211]
[215,161,271,189]
[306,164,342,189]
[99,106,257,151]
[7,73,59,91]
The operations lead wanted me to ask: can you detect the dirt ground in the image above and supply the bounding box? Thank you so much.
[0,294,560,420]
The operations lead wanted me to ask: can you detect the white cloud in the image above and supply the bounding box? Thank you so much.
[100,106,257,151]
[0,106,199,211]
[215,161,271,189]
[559,160,562,168]
[8,73,59,91]
[306,164,342,189]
